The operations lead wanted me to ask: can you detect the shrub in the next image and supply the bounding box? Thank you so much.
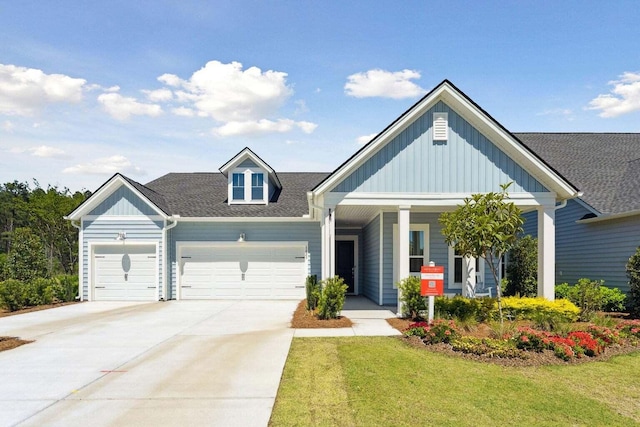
[0,253,7,281]
[616,319,640,340]
[555,279,626,319]
[421,319,460,344]
[451,336,526,359]
[435,295,495,322]
[501,296,580,322]
[24,278,55,306]
[0,279,27,311]
[505,235,538,297]
[317,276,348,320]
[51,274,78,302]
[398,276,426,319]
[305,275,320,311]
[4,227,48,282]
[627,246,640,317]
[403,321,429,338]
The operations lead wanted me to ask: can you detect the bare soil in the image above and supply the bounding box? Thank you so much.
[387,318,640,367]
[291,300,353,328]
[0,336,32,352]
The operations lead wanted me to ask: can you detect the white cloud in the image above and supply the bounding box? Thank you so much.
[161,60,293,122]
[172,106,196,117]
[0,63,86,115]
[345,69,425,99]
[587,72,640,117]
[63,155,145,175]
[212,118,317,137]
[143,88,173,102]
[356,133,378,145]
[2,120,14,132]
[97,92,163,120]
[30,145,66,158]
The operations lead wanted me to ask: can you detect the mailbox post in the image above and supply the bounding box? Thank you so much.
[420,261,444,323]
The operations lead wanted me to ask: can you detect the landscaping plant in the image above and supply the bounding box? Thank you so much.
[317,276,348,320]
[439,183,524,325]
[555,279,626,319]
[304,274,320,311]
[398,276,425,319]
[505,235,537,297]
[627,245,640,318]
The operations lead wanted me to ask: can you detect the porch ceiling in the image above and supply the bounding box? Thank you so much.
[334,205,381,227]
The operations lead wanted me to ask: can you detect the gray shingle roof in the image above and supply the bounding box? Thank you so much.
[515,133,640,215]
[144,172,329,217]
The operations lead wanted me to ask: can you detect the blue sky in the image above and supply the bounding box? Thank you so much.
[1,1,639,191]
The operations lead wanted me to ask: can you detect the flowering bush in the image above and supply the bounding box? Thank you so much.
[587,325,621,346]
[616,320,640,340]
[422,319,460,344]
[514,327,608,360]
[515,327,553,352]
[404,322,429,338]
[451,336,527,359]
[567,331,602,357]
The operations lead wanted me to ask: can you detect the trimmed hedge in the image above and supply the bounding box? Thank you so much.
[0,274,78,312]
[501,297,580,322]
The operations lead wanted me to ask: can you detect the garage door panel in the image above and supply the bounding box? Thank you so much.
[93,246,157,301]
[180,244,306,300]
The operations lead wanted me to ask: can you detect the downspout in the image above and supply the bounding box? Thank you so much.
[162,215,180,301]
[68,219,82,301]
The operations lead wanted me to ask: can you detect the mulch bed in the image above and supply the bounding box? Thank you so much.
[387,318,640,367]
[0,301,81,318]
[0,336,32,352]
[291,300,353,328]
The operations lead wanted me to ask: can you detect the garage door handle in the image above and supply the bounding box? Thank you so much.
[182,286,192,288]
[95,286,105,289]
[295,256,305,259]
[147,286,156,289]
[295,285,305,288]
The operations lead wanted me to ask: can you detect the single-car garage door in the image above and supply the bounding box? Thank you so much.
[93,245,158,301]
[179,244,307,299]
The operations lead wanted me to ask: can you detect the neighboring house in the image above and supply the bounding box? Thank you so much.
[66,80,582,308]
[517,134,640,293]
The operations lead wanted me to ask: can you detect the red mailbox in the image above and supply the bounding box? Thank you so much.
[420,265,444,296]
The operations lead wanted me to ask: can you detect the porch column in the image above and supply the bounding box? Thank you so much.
[397,206,411,313]
[462,256,476,297]
[321,206,335,280]
[537,205,556,300]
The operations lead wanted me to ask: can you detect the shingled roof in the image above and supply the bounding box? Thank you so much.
[515,133,640,215]
[144,172,329,217]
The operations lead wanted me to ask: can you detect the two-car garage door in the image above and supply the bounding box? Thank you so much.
[179,244,307,299]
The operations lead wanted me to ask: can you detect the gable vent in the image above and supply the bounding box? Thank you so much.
[433,112,448,141]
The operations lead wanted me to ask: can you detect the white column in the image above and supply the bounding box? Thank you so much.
[537,205,556,300]
[463,256,476,297]
[397,206,411,313]
[321,206,335,280]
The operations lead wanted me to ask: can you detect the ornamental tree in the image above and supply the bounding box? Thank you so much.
[439,183,524,324]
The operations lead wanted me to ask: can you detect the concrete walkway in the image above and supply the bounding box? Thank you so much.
[0,300,298,427]
[294,296,402,337]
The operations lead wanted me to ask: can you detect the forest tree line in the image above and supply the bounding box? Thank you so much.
[0,181,90,280]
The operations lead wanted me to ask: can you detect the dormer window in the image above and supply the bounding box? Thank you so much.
[251,173,264,200]
[232,173,245,201]
[220,147,282,206]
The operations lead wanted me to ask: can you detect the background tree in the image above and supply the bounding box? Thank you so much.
[3,227,48,282]
[627,246,640,318]
[0,181,30,253]
[439,183,524,323]
[505,235,538,297]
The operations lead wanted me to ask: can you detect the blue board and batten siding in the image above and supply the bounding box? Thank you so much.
[90,185,159,216]
[362,215,380,303]
[167,222,321,300]
[523,199,640,293]
[333,101,547,194]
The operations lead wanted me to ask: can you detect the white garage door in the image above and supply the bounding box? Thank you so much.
[179,244,307,299]
[93,245,157,301]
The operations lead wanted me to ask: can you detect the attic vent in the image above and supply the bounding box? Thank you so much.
[433,112,448,141]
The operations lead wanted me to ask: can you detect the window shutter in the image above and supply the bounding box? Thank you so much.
[433,112,448,141]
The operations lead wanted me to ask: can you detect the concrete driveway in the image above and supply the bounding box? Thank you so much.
[0,300,298,427]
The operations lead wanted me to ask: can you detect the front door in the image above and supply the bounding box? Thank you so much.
[335,240,355,293]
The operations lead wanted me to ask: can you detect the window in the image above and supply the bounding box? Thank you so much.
[409,230,424,273]
[454,249,463,283]
[232,173,244,200]
[251,173,264,200]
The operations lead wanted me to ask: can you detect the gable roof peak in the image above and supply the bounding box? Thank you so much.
[219,147,282,189]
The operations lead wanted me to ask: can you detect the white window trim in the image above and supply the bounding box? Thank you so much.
[227,167,268,205]
[392,224,429,288]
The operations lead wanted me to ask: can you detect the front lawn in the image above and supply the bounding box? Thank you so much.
[270,337,640,426]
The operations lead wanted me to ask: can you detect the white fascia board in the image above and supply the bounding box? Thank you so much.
[439,89,578,199]
[576,209,640,224]
[326,191,557,208]
[174,216,319,222]
[83,215,166,222]
[65,175,168,220]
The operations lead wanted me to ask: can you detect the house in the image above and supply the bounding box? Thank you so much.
[66,80,584,309]
[517,133,640,293]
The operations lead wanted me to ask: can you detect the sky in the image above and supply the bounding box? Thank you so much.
[0,1,639,192]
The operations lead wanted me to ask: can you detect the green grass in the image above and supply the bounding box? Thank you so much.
[269,337,640,427]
